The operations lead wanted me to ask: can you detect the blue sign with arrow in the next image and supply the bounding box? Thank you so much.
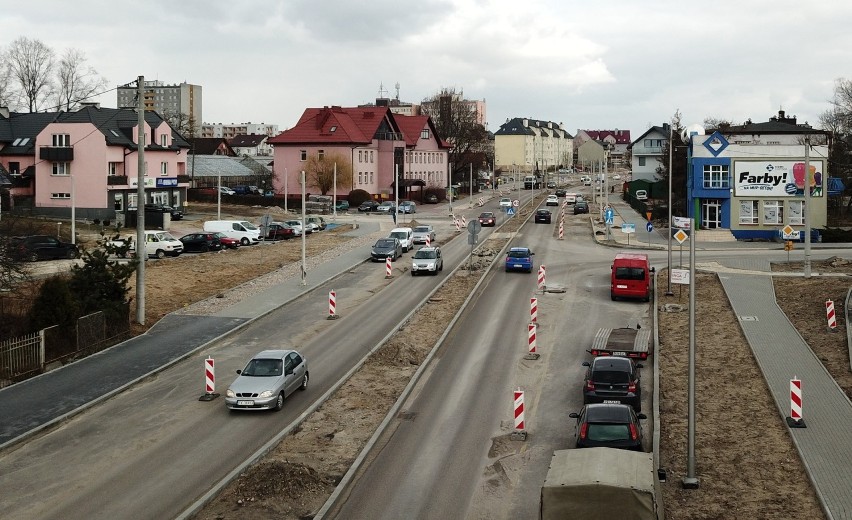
[646,222,654,233]
[605,207,614,225]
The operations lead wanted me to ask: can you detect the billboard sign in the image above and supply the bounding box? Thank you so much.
[733,160,824,197]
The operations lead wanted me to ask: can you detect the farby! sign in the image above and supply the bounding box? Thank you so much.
[734,161,824,197]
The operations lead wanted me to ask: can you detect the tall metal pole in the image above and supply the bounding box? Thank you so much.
[683,212,699,489]
[666,124,674,295]
[284,167,288,214]
[469,163,473,208]
[300,170,306,286]
[333,162,337,220]
[135,75,146,325]
[448,162,453,216]
[70,175,75,245]
[804,137,812,278]
[394,164,399,225]
[216,171,221,220]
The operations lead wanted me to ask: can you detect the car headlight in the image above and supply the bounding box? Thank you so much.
[412,262,417,269]
[226,389,235,398]
[258,390,274,398]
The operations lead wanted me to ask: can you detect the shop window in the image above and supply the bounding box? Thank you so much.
[739,200,758,225]
[789,200,805,225]
[763,200,783,225]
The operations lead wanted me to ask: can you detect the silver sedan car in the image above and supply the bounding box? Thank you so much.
[225,349,309,411]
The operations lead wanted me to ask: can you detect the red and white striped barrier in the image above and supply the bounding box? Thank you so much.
[385,256,393,278]
[826,299,837,331]
[198,356,219,401]
[530,297,538,323]
[425,235,431,247]
[558,220,564,240]
[478,197,485,207]
[454,219,461,231]
[514,388,525,431]
[328,290,339,319]
[537,265,546,290]
[786,377,806,428]
[461,216,467,228]
[528,322,537,353]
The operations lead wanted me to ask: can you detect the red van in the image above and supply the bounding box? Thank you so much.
[610,253,654,302]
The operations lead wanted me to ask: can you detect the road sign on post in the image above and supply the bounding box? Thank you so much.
[605,207,614,225]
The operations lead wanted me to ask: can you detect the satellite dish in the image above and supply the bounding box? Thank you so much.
[681,124,705,143]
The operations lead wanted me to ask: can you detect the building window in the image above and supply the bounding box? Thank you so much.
[52,134,71,147]
[359,150,363,163]
[160,162,168,176]
[638,157,646,166]
[763,200,783,225]
[51,192,71,199]
[370,172,374,183]
[160,134,168,146]
[358,172,363,184]
[300,150,307,161]
[9,161,20,175]
[421,129,429,139]
[108,162,118,176]
[703,164,729,188]
[370,151,374,163]
[789,200,805,225]
[318,149,325,160]
[739,200,759,225]
[52,162,70,176]
[114,194,123,211]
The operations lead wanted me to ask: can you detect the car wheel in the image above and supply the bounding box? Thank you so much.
[155,249,165,259]
[274,392,285,411]
[611,292,617,301]
[300,372,309,391]
[201,244,209,253]
[411,271,416,276]
[66,249,77,260]
[240,237,250,246]
[28,252,39,262]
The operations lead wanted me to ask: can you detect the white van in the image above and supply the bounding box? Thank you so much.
[388,227,414,252]
[122,230,183,259]
[203,220,261,245]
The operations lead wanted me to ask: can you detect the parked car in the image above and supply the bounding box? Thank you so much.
[569,403,647,451]
[411,225,436,244]
[505,247,534,273]
[371,237,402,261]
[203,220,261,246]
[284,219,311,235]
[398,201,417,214]
[358,201,380,212]
[376,201,396,214]
[266,222,297,240]
[582,356,643,411]
[305,215,327,231]
[574,201,590,214]
[247,185,262,194]
[217,186,236,196]
[225,349,308,412]
[534,209,552,224]
[8,235,79,261]
[144,203,184,221]
[478,211,496,226]
[635,190,648,201]
[179,232,224,253]
[545,194,559,206]
[612,174,621,181]
[213,231,241,249]
[263,190,276,197]
[411,246,443,276]
[424,193,439,204]
[388,227,414,252]
[335,200,350,212]
[499,197,512,208]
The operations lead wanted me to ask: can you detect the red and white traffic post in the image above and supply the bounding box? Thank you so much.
[327,290,339,320]
[511,388,527,440]
[198,356,219,401]
[385,256,393,278]
[558,219,564,240]
[786,377,806,428]
[826,299,837,332]
[461,216,467,228]
[537,265,546,291]
[530,297,538,324]
[454,218,461,231]
[525,322,540,360]
[425,235,431,247]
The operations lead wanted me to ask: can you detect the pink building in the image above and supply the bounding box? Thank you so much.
[0,106,190,222]
[268,106,450,201]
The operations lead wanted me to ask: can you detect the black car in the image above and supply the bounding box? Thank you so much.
[534,209,552,224]
[358,201,380,212]
[582,357,643,411]
[8,235,79,261]
[424,193,439,204]
[179,232,224,253]
[371,237,402,261]
[555,189,567,197]
[144,203,184,221]
[569,403,647,451]
[574,201,590,214]
[547,181,557,189]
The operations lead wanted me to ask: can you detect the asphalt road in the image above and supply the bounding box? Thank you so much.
[331,196,655,519]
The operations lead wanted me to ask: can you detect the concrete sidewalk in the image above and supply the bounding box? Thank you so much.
[601,198,852,519]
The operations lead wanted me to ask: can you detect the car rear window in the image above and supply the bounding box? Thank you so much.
[586,424,630,441]
[615,267,646,280]
[507,250,530,258]
[592,370,631,384]
[414,226,430,232]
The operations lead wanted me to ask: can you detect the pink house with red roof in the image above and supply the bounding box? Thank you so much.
[268,106,450,201]
[575,129,632,166]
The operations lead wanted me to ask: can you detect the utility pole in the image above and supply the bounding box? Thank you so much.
[666,124,674,295]
[804,137,812,278]
[135,75,146,325]
[469,163,473,208]
[301,170,307,286]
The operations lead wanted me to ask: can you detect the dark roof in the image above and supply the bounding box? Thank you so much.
[495,118,536,136]
[0,112,59,155]
[188,137,236,156]
[0,164,10,186]
[495,117,572,139]
[581,129,632,144]
[629,124,670,147]
[714,109,828,136]
[229,134,267,147]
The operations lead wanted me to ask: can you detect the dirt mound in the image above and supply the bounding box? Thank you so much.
[222,461,335,513]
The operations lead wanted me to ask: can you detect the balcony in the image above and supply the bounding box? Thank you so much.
[39,146,74,161]
[631,146,663,156]
[107,175,129,186]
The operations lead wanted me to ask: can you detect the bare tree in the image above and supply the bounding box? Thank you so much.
[162,109,199,138]
[6,37,55,112]
[54,48,108,112]
[421,88,489,184]
[304,152,353,195]
[0,47,16,109]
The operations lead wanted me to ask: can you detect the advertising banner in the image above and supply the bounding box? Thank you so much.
[734,160,824,197]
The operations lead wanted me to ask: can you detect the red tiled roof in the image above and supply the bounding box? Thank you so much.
[582,130,632,144]
[394,115,429,147]
[268,106,393,145]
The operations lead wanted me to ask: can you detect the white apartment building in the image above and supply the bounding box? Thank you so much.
[494,118,573,173]
[200,122,279,139]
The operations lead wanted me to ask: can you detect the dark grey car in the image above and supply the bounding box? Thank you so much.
[225,350,308,411]
[371,237,402,261]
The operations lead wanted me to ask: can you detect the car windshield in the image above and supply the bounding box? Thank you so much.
[214,232,228,239]
[414,226,430,233]
[376,239,395,247]
[242,358,283,377]
[414,250,437,259]
[592,370,631,384]
[480,213,493,218]
[586,424,631,441]
[507,250,530,258]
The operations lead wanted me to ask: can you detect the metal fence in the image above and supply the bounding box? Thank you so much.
[0,330,44,387]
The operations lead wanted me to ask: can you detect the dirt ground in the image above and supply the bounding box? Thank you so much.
[31,200,850,518]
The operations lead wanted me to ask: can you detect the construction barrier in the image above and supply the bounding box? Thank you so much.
[826,299,837,331]
[385,256,393,278]
[425,235,431,247]
[454,219,461,231]
[461,216,467,228]
[478,197,485,206]
[514,388,525,431]
[786,377,806,428]
[530,297,538,323]
[198,357,219,401]
[328,290,339,320]
[537,265,546,290]
[558,220,564,240]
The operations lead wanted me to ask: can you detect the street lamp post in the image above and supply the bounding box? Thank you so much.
[666,124,674,296]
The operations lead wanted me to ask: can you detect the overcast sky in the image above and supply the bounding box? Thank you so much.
[4,0,850,138]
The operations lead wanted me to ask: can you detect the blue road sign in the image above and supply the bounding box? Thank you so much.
[605,208,614,225]
[646,222,654,233]
[507,207,516,216]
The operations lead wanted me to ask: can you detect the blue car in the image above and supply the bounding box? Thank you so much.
[505,247,535,273]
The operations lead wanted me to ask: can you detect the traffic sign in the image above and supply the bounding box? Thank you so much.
[507,207,516,216]
[605,208,614,225]
[673,229,688,244]
[671,268,690,284]
[468,220,482,235]
[621,223,636,234]
[781,225,800,240]
[646,222,654,233]
[512,199,520,207]
[645,211,652,221]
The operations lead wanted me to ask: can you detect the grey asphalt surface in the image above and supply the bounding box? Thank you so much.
[603,197,852,520]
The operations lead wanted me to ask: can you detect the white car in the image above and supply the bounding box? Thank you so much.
[612,174,622,181]
[545,195,559,206]
[376,201,395,213]
[388,227,414,252]
[411,225,436,244]
[284,220,311,235]
[217,186,236,195]
[499,197,512,208]
[411,246,443,276]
